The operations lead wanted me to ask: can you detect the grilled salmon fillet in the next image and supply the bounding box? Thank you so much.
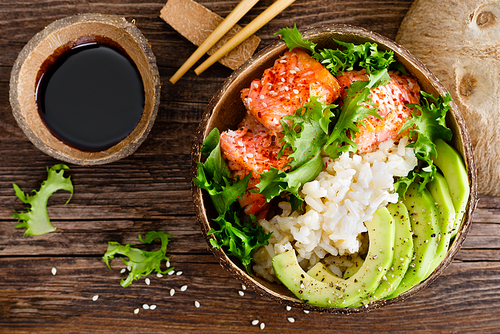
[336,69,421,153]
[241,48,341,135]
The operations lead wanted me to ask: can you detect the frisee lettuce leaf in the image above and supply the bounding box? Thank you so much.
[13,164,73,236]
[194,129,271,274]
[394,92,453,197]
[276,25,399,76]
[102,231,174,287]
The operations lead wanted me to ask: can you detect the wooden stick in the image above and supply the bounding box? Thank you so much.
[194,0,296,76]
[169,0,260,84]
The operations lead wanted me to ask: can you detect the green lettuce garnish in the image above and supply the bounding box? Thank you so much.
[395,92,453,196]
[276,25,399,76]
[193,129,271,273]
[13,164,73,236]
[103,231,174,287]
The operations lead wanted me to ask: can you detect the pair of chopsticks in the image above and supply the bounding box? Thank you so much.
[169,0,296,84]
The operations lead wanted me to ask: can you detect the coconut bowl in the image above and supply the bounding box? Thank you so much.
[10,13,160,165]
[191,24,478,313]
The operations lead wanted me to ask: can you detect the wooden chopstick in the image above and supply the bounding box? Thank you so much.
[194,0,296,76]
[169,0,260,84]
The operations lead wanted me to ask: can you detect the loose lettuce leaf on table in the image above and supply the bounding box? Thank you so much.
[13,164,73,236]
[103,231,174,287]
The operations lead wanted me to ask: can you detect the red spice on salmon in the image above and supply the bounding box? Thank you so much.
[336,69,421,153]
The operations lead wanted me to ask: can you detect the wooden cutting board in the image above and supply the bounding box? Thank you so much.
[396,0,500,196]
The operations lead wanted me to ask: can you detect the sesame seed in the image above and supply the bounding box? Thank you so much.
[284,86,289,91]
[294,66,300,72]
[260,323,265,330]
[300,283,305,289]
[241,284,246,290]
[194,301,200,308]
[293,89,299,94]
[290,70,296,74]
[180,285,188,292]
[157,273,163,278]
[120,268,126,274]
[252,320,259,326]
[127,265,131,271]
[286,306,291,311]
[303,310,310,314]
[287,317,295,323]
[92,295,99,301]
[134,308,140,314]
[168,270,175,275]
[176,271,183,276]
[170,289,175,296]
[280,72,286,76]
[51,267,57,276]
[260,94,265,100]
[262,102,267,107]
[145,278,151,285]
[279,60,287,63]
[253,83,259,89]
[150,305,157,310]
[281,78,285,82]
[143,304,150,310]
[166,261,170,268]
[238,291,244,296]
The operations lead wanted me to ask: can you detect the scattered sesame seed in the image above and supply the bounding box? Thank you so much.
[303,310,310,314]
[145,278,151,285]
[120,268,126,274]
[293,89,299,94]
[180,285,188,292]
[157,273,163,278]
[170,289,175,296]
[51,267,57,276]
[294,66,300,72]
[287,317,295,323]
[92,295,99,301]
[279,60,287,63]
[300,283,305,289]
[168,270,175,276]
[241,284,246,290]
[166,261,170,268]
[262,102,267,107]
[281,78,285,82]
[134,308,140,314]
[176,271,183,276]
[127,265,132,271]
[252,320,259,326]
[150,305,157,310]
[260,323,265,330]
[286,306,291,311]
[260,94,265,100]
[253,83,259,89]
[194,301,200,308]
[247,97,252,103]
[238,291,244,296]
[284,86,289,91]
[143,304,150,310]
[290,70,297,74]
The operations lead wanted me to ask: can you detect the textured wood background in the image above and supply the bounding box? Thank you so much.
[1,0,499,333]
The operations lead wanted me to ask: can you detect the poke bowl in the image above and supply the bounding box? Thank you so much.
[191,24,477,313]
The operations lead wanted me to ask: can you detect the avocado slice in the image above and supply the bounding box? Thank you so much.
[272,207,395,308]
[389,183,440,297]
[425,172,456,277]
[343,254,364,279]
[432,138,469,238]
[371,202,414,301]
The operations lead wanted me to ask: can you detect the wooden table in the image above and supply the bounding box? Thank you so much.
[1,1,499,332]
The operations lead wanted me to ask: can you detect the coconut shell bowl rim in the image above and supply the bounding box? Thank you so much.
[191,24,478,314]
[9,13,161,166]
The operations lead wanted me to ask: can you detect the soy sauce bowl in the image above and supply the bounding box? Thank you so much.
[10,13,160,165]
[191,24,478,313]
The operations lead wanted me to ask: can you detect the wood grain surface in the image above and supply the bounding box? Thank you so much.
[1,1,499,333]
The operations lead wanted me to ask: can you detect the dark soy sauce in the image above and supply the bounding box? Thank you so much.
[36,36,145,152]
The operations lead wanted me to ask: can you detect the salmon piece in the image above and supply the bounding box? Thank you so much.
[336,69,421,153]
[241,48,341,135]
[220,113,291,177]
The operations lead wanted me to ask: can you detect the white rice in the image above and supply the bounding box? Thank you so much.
[252,137,417,281]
